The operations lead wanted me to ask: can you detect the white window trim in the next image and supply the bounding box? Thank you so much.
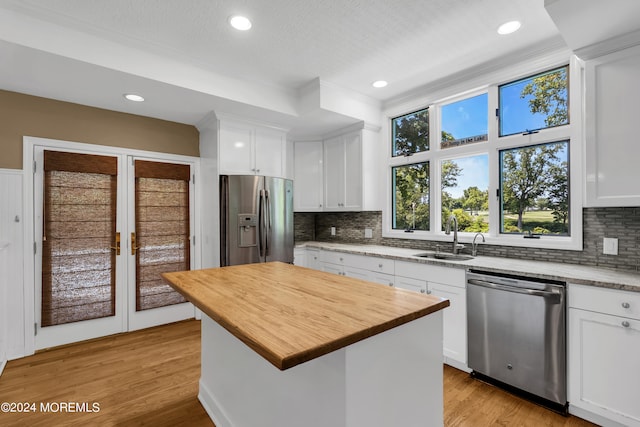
[383,55,583,251]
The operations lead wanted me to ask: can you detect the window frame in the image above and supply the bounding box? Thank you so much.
[383,56,583,251]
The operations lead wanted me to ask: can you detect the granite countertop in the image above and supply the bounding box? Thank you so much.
[296,241,640,292]
[162,262,448,370]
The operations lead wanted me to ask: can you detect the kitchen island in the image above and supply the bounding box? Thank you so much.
[162,262,449,427]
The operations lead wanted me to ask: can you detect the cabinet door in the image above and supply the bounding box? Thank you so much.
[322,263,343,276]
[219,122,254,174]
[585,45,640,206]
[569,308,640,426]
[306,249,321,270]
[323,136,345,210]
[255,128,285,177]
[294,141,323,211]
[343,265,370,281]
[342,132,362,210]
[293,248,306,267]
[369,271,395,288]
[395,276,428,294]
[429,281,466,366]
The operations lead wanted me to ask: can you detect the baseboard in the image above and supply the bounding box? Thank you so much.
[198,378,232,427]
[444,357,470,373]
[569,404,630,427]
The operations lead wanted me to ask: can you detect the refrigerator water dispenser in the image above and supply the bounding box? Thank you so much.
[238,214,257,247]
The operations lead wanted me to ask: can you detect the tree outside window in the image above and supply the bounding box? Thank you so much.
[441,155,489,233]
[393,162,429,231]
[500,141,569,235]
[392,108,429,157]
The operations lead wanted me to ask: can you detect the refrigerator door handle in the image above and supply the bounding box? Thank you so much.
[265,189,271,257]
[258,188,267,259]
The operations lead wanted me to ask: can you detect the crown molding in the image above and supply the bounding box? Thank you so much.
[574,28,640,60]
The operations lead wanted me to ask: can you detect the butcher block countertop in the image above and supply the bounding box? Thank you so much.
[162,262,449,370]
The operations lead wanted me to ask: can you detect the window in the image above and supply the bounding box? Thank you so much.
[441,154,489,232]
[441,93,488,149]
[499,141,569,235]
[392,108,429,157]
[392,162,429,231]
[385,60,579,250]
[499,66,569,137]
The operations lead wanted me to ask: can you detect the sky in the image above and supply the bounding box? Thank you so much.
[441,94,489,199]
[440,72,566,199]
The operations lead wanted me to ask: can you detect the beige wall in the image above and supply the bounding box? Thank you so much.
[0,90,199,169]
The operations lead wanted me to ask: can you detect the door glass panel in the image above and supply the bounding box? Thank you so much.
[135,161,190,311]
[42,151,117,326]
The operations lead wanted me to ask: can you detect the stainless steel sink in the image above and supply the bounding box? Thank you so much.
[413,252,474,261]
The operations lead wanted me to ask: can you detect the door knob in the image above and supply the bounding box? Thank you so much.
[110,232,121,256]
[131,232,140,255]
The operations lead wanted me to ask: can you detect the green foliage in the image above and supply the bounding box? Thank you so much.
[462,186,488,215]
[501,141,568,234]
[520,67,568,127]
[393,162,429,230]
[392,109,429,156]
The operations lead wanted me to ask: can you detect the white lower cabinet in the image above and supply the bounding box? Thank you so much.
[308,249,468,369]
[568,284,640,427]
[306,248,321,270]
[428,280,466,369]
[394,275,428,294]
[395,261,467,369]
[320,251,394,285]
[293,247,306,267]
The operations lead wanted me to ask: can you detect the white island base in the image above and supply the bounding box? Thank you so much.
[198,312,444,427]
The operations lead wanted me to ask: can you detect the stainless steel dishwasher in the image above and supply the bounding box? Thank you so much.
[467,270,567,412]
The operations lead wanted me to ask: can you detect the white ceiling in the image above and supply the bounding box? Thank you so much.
[0,0,636,137]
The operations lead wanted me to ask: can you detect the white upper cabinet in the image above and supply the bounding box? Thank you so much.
[294,125,381,212]
[219,119,287,178]
[323,134,355,210]
[585,44,640,207]
[255,127,287,178]
[294,141,324,211]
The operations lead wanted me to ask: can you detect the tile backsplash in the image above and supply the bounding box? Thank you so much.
[294,208,640,272]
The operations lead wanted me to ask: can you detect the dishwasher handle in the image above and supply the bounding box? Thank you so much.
[468,278,562,301]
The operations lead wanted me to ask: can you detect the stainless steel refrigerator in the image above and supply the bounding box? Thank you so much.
[220,175,294,266]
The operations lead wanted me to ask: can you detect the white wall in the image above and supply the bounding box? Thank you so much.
[0,169,24,369]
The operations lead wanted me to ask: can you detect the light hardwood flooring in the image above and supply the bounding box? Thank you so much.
[0,319,596,427]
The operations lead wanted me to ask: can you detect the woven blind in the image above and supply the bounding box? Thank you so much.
[135,160,190,311]
[42,151,117,327]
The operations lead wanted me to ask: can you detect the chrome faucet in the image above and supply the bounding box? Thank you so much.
[472,232,485,256]
[445,214,465,254]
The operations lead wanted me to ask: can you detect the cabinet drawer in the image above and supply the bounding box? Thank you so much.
[426,265,465,288]
[320,250,350,265]
[569,283,640,320]
[395,260,464,287]
[394,276,428,294]
[348,255,394,275]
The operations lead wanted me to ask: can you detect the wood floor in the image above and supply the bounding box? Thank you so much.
[0,319,596,427]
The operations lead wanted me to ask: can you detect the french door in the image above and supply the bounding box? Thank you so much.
[34,146,196,349]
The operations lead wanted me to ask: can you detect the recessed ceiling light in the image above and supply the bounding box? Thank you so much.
[372,80,388,88]
[124,93,145,102]
[229,15,252,31]
[497,20,521,35]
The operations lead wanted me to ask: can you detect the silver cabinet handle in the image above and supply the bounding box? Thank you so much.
[427,289,432,294]
[622,321,630,328]
[388,283,393,287]
[420,289,425,293]
[339,257,343,262]
[378,263,383,268]
[622,302,630,309]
